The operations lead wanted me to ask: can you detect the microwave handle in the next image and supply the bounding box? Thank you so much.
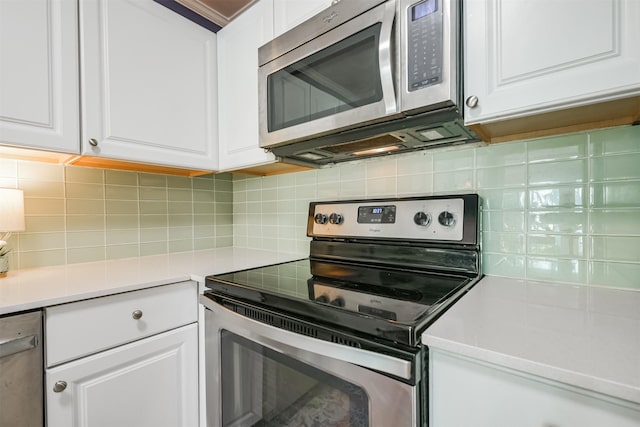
[378,0,398,115]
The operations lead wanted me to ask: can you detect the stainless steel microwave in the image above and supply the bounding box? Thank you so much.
[258,0,478,167]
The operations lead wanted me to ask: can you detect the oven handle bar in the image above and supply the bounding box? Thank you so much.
[202,296,414,381]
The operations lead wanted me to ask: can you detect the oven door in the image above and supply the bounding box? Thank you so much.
[202,297,419,427]
[258,0,399,149]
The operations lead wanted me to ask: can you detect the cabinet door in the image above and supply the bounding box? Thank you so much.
[273,0,333,38]
[0,0,79,153]
[464,0,640,124]
[217,0,276,171]
[430,350,640,427]
[80,0,218,170]
[46,324,198,427]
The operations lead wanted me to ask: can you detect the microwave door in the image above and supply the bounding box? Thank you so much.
[259,1,399,149]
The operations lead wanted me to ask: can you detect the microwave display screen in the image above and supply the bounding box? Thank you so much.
[412,0,438,20]
[357,205,396,224]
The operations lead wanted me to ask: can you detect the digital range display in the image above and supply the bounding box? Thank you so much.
[412,0,437,21]
[358,205,396,224]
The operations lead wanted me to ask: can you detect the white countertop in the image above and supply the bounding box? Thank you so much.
[0,248,302,315]
[422,276,640,404]
[4,255,638,406]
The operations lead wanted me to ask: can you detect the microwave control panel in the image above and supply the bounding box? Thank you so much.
[407,0,443,91]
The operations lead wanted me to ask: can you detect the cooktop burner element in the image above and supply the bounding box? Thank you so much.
[206,194,481,347]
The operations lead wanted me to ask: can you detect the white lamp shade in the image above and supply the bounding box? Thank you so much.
[0,189,25,232]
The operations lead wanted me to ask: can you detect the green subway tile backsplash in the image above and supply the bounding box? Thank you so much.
[589,210,640,235]
[105,170,138,186]
[528,159,587,186]
[482,211,525,233]
[590,236,640,262]
[2,125,638,291]
[476,142,526,167]
[528,211,587,234]
[590,153,640,182]
[231,125,639,290]
[477,165,526,189]
[589,261,640,288]
[591,181,640,208]
[528,185,587,209]
[526,133,588,163]
[18,161,64,181]
[433,148,474,172]
[2,163,232,268]
[589,125,640,155]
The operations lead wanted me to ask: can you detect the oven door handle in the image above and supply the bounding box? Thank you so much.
[203,297,414,381]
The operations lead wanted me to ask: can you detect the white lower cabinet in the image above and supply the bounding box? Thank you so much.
[46,324,198,427]
[44,282,199,427]
[430,349,640,427]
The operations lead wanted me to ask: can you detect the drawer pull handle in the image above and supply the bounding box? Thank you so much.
[132,310,143,320]
[53,381,67,393]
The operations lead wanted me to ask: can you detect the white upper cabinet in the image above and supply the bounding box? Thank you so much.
[464,0,640,133]
[218,0,334,172]
[217,0,276,171]
[0,0,80,153]
[80,0,218,171]
[273,0,334,38]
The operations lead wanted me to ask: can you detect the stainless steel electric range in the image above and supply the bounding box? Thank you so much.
[201,193,481,427]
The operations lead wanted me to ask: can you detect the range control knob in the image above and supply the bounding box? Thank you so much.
[329,213,343,225]
[315,295,329,304]
[413,211,432,227]
[330,297,345,307]
[314,213,328,224]
[438,211,456,227]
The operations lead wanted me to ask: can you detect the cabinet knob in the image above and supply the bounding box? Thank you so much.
[465,95,479,108]
[53,381,67,393]
[88,138,99,147]
[132,310,143,320]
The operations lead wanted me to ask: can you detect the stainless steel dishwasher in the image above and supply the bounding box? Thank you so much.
[0,310,43,427]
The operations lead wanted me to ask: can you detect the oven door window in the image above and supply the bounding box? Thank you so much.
[267,23,383,132]
[221,330,369,426]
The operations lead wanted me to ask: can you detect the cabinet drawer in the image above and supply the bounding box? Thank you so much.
[45,281,197,367]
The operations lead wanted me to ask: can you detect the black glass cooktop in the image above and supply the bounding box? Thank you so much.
[205,258,476,346]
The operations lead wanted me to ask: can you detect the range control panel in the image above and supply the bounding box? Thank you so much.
[309,196,472,242]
